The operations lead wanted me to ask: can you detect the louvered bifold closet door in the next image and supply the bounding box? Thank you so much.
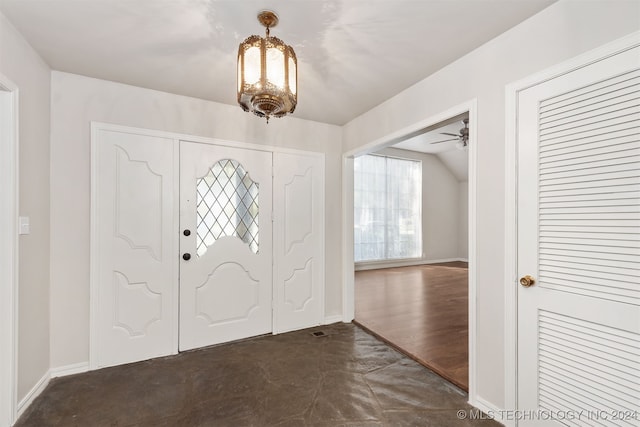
[538,69,640,305]
[536,68,640,426]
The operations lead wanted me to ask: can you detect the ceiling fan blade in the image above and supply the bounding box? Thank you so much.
[440,132,460,137]
[430,138,457,144]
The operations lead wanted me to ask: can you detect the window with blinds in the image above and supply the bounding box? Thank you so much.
[353,154,422,262]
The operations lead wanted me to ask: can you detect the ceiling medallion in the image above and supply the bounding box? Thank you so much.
[237,10,297,123]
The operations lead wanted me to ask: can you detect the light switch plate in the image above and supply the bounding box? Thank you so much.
[19,216,30,235]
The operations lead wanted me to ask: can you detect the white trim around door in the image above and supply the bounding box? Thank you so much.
[504,30,640,427]
[341,99,479,404]
[90,122,326,369]
[0,73,19,427]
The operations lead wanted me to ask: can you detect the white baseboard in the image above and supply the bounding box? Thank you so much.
[323,315,343,325]
[355,257,467,271]
[469,396,507,426]
[16,371,50,420]
[15,362,90,421]
[50,362,89,378]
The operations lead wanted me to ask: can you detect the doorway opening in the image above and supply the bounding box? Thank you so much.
[352,112,470,391]
[342,101,477,398]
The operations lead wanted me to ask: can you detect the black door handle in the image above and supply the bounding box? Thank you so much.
[182,253,191,261]
[183,229,191,236]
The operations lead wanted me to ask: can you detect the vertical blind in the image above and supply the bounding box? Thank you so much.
[354,154,422,262]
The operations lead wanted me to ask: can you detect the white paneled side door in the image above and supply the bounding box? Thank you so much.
[179,141,273,351]
[517,47,640,426]
[91,128,178,369]
[273,152,325,333]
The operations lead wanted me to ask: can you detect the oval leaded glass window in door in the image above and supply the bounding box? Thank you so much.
[195,159,259,257]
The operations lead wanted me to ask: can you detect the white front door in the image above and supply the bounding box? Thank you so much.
[517,47,640,425]
[179,141,273,351]
[91,129,178,368]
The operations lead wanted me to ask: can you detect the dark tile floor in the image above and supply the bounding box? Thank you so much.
[15,323,500,427]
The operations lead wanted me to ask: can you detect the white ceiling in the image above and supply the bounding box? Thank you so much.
[0,0,555,125]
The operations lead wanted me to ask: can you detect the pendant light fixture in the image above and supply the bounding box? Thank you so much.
[237,10,297,123]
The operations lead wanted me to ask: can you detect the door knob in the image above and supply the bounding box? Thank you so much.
[183,229,191,236]
[520,275,535,287]
[182,253,191,261]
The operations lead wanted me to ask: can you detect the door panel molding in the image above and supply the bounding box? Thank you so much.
[504,31,640,427]
[90,127,179,369]
[273,152,325,334]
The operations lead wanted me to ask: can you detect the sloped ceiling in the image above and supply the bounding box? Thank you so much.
[0,0,555,125]
[393,119,469,181]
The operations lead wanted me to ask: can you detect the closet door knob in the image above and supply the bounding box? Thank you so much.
[182,253,191,261]
[183,229,191,236]
[519,275,535,287]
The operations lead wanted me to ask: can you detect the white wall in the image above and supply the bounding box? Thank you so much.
[0,12,51,401]
[342,0,640,409]
[355,147,460,270]
[458,181,468,260]
[49,71,342,369]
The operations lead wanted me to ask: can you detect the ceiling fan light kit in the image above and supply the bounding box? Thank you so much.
[237,10,297,123]
[430,118,470,150]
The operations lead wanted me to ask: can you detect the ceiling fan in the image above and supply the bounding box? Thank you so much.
[430,118,469,149]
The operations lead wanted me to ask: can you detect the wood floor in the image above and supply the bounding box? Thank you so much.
[354,262,468,391]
